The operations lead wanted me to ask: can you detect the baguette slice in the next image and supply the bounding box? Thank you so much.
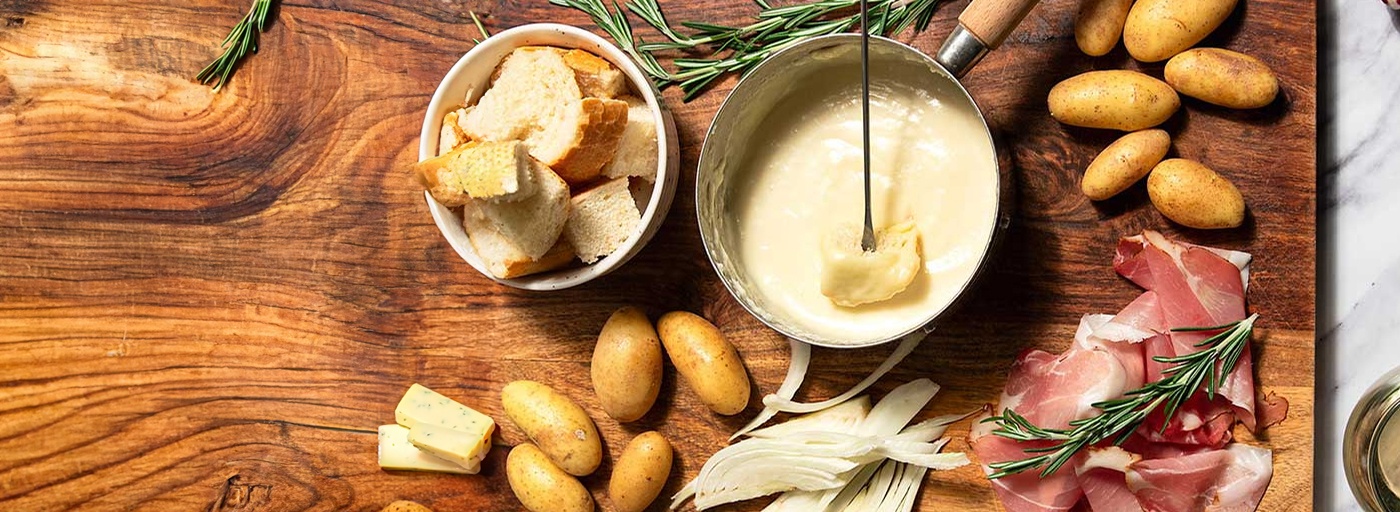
[437,108,471,157]
[565,177,641,264]
[561,49,628,99]
[462,215,571,278]
[415,145,473,207]
[462,159,570,261]
[489,47,627,99]
[463,215,576,279]
[460,48,629,186]
[414,140,536,205]
[601,96,660,182]
[463,47,579,143]
[548,97,629,185]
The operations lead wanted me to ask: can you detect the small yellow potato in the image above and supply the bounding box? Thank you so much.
[380,501,432,512]
[501,380,602,476]
[592,306,663,422]
[1147,158,1245,229]
[608,432,674,512]
[1048,71,1180,131]
[657,311,751,415]
[1081,129,1172,201]
[1075,0,1134,57]
[1123,0,1238,62]
[1165,48,1280,109]
[506,444,594,512]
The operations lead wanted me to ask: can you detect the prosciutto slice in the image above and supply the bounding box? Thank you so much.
[1126,444,1272,512]
[1075,448,1143,512]
[1073,442,1272,512]
[1114,231,1261,432]
[1136,394,1235,448]
[1073,291,1163,393]
[972,346,1133,512]
[972,424,1084,512]
[1205,444,1273,511]
[998,348,1130,430]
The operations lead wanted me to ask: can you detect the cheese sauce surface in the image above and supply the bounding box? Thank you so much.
[729,69,998,344]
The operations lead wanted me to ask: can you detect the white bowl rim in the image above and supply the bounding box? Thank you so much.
[417,23,678,291]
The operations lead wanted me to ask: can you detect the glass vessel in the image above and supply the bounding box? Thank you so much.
[1346,366,1400,511]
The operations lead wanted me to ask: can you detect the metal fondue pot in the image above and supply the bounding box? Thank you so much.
[695,0,1038,348]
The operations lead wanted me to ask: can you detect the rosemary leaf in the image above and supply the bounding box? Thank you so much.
[469,11,491,44]
[554,0,946,100]
[196,0,275,92]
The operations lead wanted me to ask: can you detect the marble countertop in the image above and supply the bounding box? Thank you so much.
[1317,2,1400,510]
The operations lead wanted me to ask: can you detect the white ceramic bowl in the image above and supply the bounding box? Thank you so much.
[418,23,680,290]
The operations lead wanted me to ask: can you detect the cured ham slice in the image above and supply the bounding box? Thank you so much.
[1126,449,1232,511]
[1135,392,1235,448]
[1206,444,1273,511]
[1075,443,1272,512]
[1114,231,1262,432]
[972,416,1084,512]
[1256,391,1290,430]
[998,348,1129,430]
[1075,314,1146,394]
[1075,448,1143,512]
[972,346,1132,512]
[1073,291,1162,394]
[1125,444,1272,512]
[1113,231,1251,311]
[1118,433,1215,460]
[1104,291,1165,337]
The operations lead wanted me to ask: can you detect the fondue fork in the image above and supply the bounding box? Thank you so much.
[859,0,876,253]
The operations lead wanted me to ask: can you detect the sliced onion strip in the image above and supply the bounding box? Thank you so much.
[762,332,926,414]
[732,338,812,440]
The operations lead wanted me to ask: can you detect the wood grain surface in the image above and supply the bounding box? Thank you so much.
[0,0,1315,511]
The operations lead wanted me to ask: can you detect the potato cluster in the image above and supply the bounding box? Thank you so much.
[1057,0,1278,229]
[502,307,750,512]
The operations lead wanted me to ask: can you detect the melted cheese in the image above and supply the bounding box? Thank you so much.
[729,72,997,343]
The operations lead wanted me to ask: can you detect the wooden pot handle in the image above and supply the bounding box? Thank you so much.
[957,0,1042,49]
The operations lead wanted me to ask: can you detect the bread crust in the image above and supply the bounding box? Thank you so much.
[548,98,629,186]
[414,141,481,207]
[561,49,628,98]
[437,110,468,157]
[498,239,576,278]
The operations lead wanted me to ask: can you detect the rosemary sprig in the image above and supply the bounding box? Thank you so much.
[549,0,671,83]
[551,0,943,100]
[470,11,492,44]
[196,0,275,91]
[983,314,1260,479]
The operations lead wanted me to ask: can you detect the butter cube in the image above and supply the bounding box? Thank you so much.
[377,424,477,474]
[408,422,494,470]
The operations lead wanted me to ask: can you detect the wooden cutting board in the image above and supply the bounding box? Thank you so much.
[0,0,1314,510]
